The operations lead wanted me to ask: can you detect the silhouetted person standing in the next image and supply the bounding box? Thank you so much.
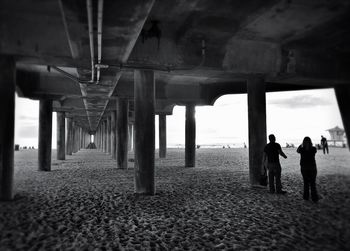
[297,137,319,202]
[263,134,288,194]
[321,135,329,154]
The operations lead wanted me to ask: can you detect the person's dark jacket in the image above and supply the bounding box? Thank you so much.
[297,145,317,170]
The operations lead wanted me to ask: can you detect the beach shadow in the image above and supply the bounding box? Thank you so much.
[46,169,62,172]
[0,194,27,203]
[156,165,190,170]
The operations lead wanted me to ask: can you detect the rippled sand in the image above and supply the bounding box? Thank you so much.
[0,148,349,250]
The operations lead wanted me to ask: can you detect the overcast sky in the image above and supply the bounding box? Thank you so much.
[15,88,343,149]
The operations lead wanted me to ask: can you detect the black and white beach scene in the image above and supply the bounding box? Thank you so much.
[1,1,350,250]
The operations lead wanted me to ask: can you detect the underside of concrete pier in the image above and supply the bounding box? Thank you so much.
[1,0,350,198]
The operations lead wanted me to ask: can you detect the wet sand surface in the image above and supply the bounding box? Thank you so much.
[1,148,349,250]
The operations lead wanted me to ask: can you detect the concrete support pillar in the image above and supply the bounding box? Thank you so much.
[128,124,133,151]
[74,124,79,153]
[134,70,155,195]
[76,126,80,152]
[80,128,83,149]
[111,111,117,160]
[104,120,108,153]
[100,121,105,152]
[78,127,82,150]
[334,85,350,150]
[73,126,77,152]
[78,128,81,150]
[94,130,97,148]
[56,112,65,160]
[101,125,103,149]
[133,124,136,152]
[101,122,104,152]
[247,76,267,186]
[185,104,196,167]
[38,100,53,171]
[85,131,87,146]
[82,130,86,149]
[97,127,101,150]
[100,122,103,151]
[96,128,99,149]
[86,130,89,146]
[66,118,73,155]
[82,129,85,148]
[0,56,15,200]
[159,114,167,158]
[72,123,76,153]
[107,115,111,154]
[82,129,84,149]
[72,123,75,153]
[117,98,129,169]
[100,126,102,149]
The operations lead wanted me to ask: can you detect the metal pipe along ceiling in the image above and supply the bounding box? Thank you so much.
[86,0,95,82]
[97,0,104,83]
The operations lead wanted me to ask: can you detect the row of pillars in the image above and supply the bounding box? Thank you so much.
[39,102,92,171]
[64,117,91,157]
[93,71,159,194]
[94,97,131,170]
[1,55,350,200]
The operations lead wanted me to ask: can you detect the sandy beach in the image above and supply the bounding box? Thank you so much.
[0,148,349,250]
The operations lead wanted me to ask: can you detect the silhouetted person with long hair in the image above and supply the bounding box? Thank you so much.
[321,135,329,154]
[297,137,319,202]
[263,134,288,194]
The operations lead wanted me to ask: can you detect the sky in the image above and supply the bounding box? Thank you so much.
[15,88,343,149]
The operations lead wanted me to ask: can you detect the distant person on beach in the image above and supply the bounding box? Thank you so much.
[297,137,319,202]
[263,134,288,194]
[320,135,329,154]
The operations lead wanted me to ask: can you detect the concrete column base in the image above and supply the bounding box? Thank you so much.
[38,100,53,171]
[0,56,15,200]
[66,118,73,155]
[107,116,111,154]
[111,111,117,160]
[117,98,129,169]
[134,70,155,195]
[57,112,65,160]
[247,76,267,186]
[185,105,196,167]
[159,114,167,158]
[334,85,350,150]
